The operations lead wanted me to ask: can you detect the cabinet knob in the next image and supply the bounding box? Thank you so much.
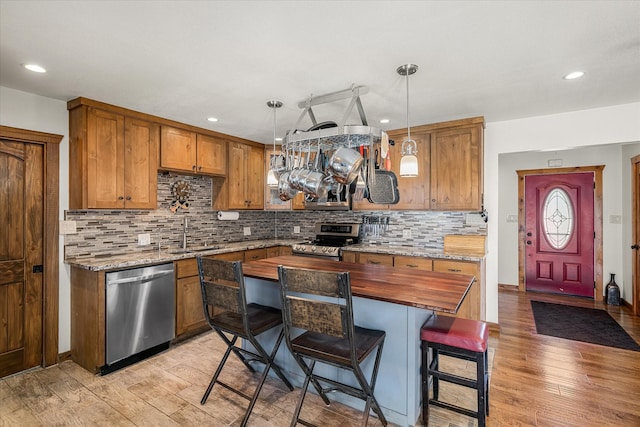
[192,165,196,171]
[198,166,202,171]
[431,199,436,202]
[126,196,132,200]
[118,196,124,200]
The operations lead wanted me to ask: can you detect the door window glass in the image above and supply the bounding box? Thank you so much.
[543,187,574,249]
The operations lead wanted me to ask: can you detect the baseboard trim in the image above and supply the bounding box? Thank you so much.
[57,351,72,363]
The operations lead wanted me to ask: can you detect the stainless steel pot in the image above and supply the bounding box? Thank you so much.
[327,147,363,185]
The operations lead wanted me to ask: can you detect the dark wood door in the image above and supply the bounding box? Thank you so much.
[0,140,44,377]
[524,172,594,297]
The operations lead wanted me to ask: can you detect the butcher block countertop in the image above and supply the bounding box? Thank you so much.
[242,255,475,314]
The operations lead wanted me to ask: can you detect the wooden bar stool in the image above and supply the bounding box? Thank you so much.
[421,315,489,426]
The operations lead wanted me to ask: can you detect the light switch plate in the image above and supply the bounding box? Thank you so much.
[293,226,301,234]
[402,229,411,239]
[138,233,151,245]
[610,215,622,224]
[243,227,251,236]
[506,215,518,223]
[59,220,77,235]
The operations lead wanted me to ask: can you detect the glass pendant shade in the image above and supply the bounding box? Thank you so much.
[399,138,418,177]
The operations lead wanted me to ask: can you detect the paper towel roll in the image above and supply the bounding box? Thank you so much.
[217,211,239,221]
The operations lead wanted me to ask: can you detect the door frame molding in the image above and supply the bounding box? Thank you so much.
[517,165,604,299]
[632,154,640,315]
[0,125,61,367]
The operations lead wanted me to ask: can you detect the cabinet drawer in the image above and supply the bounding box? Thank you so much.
[175,258,198,278]
[244,248,267,262]
[433,260,478,276]
[359,253,393,266]
[394,256,433,271]
[209,251,244,262]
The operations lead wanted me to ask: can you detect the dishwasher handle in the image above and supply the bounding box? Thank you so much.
[107,269,174,285]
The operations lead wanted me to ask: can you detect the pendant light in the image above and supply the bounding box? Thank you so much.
[397,64,419,177]
[266,100,283,187]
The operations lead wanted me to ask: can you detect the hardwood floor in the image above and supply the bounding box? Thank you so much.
[1,287,639,426]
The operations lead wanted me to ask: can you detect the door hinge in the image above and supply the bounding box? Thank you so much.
[594,232,596,239]
[594,281,596,289]
[32,265,44,273]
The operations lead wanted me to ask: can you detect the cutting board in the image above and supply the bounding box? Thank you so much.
[443,235,486,256]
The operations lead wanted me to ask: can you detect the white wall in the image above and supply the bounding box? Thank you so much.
[0,86,71,352]
[498,143,640,300]
[485,102,640,323]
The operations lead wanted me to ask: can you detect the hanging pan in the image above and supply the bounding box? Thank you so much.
[367,149,400,204]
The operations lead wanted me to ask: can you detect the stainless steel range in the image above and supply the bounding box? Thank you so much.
[292,222,360,260]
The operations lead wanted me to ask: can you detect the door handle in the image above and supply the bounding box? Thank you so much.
[526,240,532,245]
[526,232,532,237]
[632,244,640,250]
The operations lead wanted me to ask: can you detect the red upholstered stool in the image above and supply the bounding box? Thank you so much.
[421,315,489,426]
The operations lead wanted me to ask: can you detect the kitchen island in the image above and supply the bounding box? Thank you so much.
[241,255,475,427]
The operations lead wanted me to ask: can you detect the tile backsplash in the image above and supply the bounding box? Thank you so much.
[64,173,487,259]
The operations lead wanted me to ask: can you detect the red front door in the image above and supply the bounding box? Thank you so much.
[524,172,594,297]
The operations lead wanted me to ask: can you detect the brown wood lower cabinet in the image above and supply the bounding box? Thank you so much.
[342,251,484,321]
[174,258,208,339]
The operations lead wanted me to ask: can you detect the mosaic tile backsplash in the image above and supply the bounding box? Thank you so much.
[64,173,487,259]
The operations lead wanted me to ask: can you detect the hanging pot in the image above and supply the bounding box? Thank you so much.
[327,147,363,185]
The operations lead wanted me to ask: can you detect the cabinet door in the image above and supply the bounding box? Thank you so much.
[245,145,265,209]
[358,252,393,266]
[227,142,248,209]
[196,134,227,176]
[385,133,430,210]
[341,252,357,263]
[160,126,197,173]
[433,260,480,320]
[394,255,433,271]
[175,275,207,336]
[124,118,158,209]
[86,108,125,208]
[430,125,482,210]
[265,147,291,210]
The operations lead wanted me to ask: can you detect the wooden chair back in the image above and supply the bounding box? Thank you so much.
[278,266,353,339]
[197,257,245,321]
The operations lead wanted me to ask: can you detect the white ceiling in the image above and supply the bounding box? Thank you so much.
[1,1,639,144]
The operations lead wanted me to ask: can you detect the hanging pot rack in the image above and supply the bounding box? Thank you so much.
[283,85,383,151]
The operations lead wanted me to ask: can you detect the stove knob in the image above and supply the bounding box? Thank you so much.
[311,246,317,252]
[322,247,328,253]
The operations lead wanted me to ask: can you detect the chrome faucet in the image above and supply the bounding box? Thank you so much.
[182,217,188,250]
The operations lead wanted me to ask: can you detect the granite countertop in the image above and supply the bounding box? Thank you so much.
[341,243,485,262]
[65,239,302,271]
[65,239,484,272]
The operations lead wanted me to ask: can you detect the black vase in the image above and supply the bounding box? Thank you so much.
[605,273,621,306]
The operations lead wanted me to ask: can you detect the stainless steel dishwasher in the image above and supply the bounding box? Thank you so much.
[105,263,175,370]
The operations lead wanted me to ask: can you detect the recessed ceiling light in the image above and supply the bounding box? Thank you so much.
[379,119,390,124]
[207,117,218,122]
[563,71,585,80]
[24,64,46,73]
[275,137,283,142]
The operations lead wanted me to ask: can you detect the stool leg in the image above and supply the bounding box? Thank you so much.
[432,347,439,400]
[484,349,489,416]
[421,341,428,426]
[476,350,487,427]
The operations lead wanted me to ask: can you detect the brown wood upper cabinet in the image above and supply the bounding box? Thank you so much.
[227,141,265,209]
[160,126,227,176]
[68,106,159,209]
[355,117,484,211]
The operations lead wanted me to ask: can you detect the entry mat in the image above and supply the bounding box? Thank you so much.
[530,300,640,352]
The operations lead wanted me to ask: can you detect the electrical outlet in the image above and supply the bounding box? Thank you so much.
[293,226,301,234]
[138,233,151,245]
[59,220,77,235]
[243,227,251,236]
[402,229,411,239]
[610,215,622,224]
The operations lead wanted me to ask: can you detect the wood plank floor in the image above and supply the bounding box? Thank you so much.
[1,287,639,426]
